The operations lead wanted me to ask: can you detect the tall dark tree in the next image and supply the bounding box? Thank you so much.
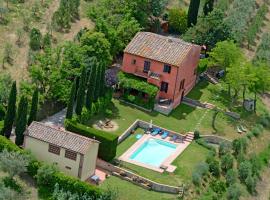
[86,58,97,110]
[2,81,17,138]
[15,96,28,146]
[75,67,87,115]
[93,64,101,102]
[203,0,214,16]
[99,64,106,97]
[187,0,200,27]
[28,88,39,125]
[66,78,77,119]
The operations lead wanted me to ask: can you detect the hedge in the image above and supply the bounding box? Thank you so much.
[0,135,103,198]
[65,119,118,161]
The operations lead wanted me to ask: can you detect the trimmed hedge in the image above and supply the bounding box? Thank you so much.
[65,119,118,161]
[0,135,103,198]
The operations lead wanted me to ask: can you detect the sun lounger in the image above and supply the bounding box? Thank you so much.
[161,131,169,139]
[240,125,247,132]
[151,128,160,136]
[237,126,243,134]
[170,135,177,141]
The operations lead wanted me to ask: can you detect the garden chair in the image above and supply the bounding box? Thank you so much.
[161,131,169,139]
[151,128,160,136]
[240,125,247,132]
[237,126,243,134]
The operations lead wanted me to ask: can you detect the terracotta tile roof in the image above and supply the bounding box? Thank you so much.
[124,32,196,67]
[25,122,99,154]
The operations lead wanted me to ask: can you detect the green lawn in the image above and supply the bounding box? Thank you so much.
[87,80,257,140]
[116,142,210,186]
[100,176,178,200]
[100,142,209,200]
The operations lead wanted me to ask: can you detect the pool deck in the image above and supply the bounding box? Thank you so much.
[119,133,192,173]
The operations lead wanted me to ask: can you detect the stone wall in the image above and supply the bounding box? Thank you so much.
[201,135,232,145]
[97,159,182,194]
[118,120,140,144]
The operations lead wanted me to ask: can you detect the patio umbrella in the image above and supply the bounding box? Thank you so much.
[149,120,153,128]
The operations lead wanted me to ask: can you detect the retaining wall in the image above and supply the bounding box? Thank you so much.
[201,135,232,145]
[97,159,182,194]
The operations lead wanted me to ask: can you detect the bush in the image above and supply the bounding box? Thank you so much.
[194,130,200,140]
[259,116,269,127]
[221,153,234,173]
[232,137,247,156]
[225,169,237,186]
[29,28,42,51]
[219,141,231,157]
[238,161,252,183]
[196,138,216,152]
[227,183,242,200]
[65,119,118,161]
[245,174,256,194]
[209,180,226,195]
[251,127,261,137]
[192,172,202,186]
[209,159,220,177]
[168,8,188,34]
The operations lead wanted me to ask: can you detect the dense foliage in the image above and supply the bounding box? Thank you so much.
[0,73,12,105]
[15,96,28,146]
[254,33,270,64]
[65,119,118,161]
[246,4,268,47]
[183,8,232,49]
[187,0,200,27]
[224,0,256,44]
[168,8,188,34]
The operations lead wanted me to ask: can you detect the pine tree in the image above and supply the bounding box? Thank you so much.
[2,81,17,138]
[187,0,200,27]
[15,96,28,146]
[66,78,76,119]
[28,88,39,125]
[203,0,214,16]
[75,67,87,115]
[85,58,97,109]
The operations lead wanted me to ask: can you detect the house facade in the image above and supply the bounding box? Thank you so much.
[122,32,201,114]
[23,122,99,181]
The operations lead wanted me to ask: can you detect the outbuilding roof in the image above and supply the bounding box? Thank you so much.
[25,122,99,154]
[124,32,197,66]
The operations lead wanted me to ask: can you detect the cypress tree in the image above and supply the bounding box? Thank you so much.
[66,78,76,119]
[2,81,17,138]
[15,96,28,146]
[75,66,87,115]
[203,0,214,16]
[85,58,97,110]
[99,64,106,97]
[93,64,100,102]
[28,88,39,125]
[187,0,200,27]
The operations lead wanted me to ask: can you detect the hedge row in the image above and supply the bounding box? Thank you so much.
[65,119,118,161]
[0,135,103,198]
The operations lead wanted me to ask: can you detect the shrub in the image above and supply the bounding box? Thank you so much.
[221,153,234,173]
[168,8,188,34]
[194,130,200,140]
[209,159,220,177]
[245,174,256,194]
[192,171,201,186]
[195,162,209,176]
[219,141,231,157]
[225,169,237,186]
[259,116,269,127]
[250,154,262,177]
[238,161,252,183]
[246,132,253,140]
[196,138,216,152]
[29,28,42,51]
[65,119,118,161]
[209,180,226,195]
[251,127,261,137]
[227,183,242,200]
[232,137,248,156]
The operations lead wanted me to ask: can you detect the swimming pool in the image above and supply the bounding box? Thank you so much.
[129,138,177,167]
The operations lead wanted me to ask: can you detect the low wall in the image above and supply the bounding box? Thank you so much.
[97,159,182,194]
[201,135,232,145]
[118,120,140,144]
[117,119,185,143]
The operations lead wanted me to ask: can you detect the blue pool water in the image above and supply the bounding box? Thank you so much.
[129,138,177,167]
